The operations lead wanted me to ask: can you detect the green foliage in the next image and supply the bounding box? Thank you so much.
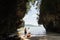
[28,0,35,2]
[26,2,30,12]
[26,0,35,13]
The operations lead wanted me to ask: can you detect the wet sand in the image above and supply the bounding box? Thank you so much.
[40,33,60,40]
[47,33,60,40]
[29,34,60,40]
[21,33,60,40]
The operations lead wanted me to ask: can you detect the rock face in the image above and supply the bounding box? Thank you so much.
[0,0,28,39]
[38,0,60,33]
[0,0,17,35]
[17,0,28,28]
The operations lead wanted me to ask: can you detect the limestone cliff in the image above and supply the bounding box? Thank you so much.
[0,0,28,39]
[38,0,60,33]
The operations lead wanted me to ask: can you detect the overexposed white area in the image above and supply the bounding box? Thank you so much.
[23,1,39,26]
[22,0,46,37]
[17,24,46,37]
[25,24,46,37]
